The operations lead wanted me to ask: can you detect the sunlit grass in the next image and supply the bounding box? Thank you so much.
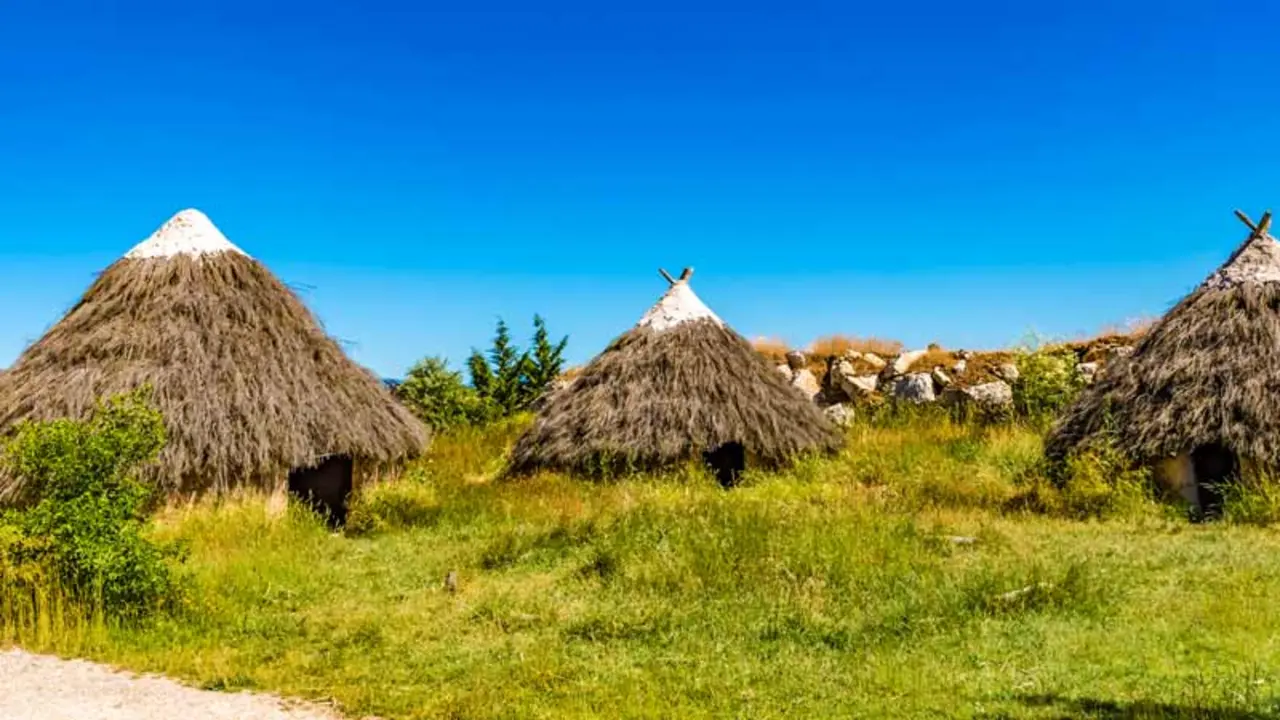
[7,413,1280,718]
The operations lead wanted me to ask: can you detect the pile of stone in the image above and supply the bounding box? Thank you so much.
[774,338,1137,421]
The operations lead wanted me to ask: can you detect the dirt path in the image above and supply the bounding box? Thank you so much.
[0,649,347,720]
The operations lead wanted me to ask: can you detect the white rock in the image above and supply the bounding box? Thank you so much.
[1107,346,1135,362]
[861,352,887,370]
[829,359,880,398]
[931,367,952,389]
[850,374,881,395]
[785,350,807,371]
[823,403,855,427]
[893,373,936,403]
[953,359,968,375]
[775,363,794,379]
[791,369,822,400]
[942,380,1013,408]
[892,349,928,375]
[996,362,1020,382]
[969,380,1013,406]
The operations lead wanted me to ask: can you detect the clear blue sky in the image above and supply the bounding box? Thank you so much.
[1,1,1276,378]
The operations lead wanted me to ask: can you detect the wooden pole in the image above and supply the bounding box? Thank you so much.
[1235,209,1258,234]
[1259,210,1273,236]
[659,268,676,285]
[679,267,693,282]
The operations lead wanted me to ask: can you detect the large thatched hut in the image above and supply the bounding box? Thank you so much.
[1045,209,1280,517]
[0,209,427,520]
[507,268,843,483]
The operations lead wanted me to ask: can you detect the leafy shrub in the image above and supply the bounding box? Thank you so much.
[1012,344,1086,423]
[395,356,496,431]
[0,388,185,619]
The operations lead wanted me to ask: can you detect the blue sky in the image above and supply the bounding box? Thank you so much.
[1,1,1276,378]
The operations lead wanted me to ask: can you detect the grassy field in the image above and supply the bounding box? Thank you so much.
[7,413,1280,719]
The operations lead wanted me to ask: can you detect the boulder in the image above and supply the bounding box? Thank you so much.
[775,363,794,380]
[1107,346,1135,362]
[968,380,1013,406]
[785,350,808,371]
[952,358,968,375]
[791,368,822,400]
[941,380,1013,408]
[850,374,881,395]
[931,367,952,390]
[823,403,855,427]
[893,373,936,403]
[1077,362,1099,383]
[996,362,1020,383]
[891,349,929,375]
[830,359,881,398]
[860,352,887,370]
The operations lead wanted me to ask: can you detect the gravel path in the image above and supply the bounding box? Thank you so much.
[0,649,346,720]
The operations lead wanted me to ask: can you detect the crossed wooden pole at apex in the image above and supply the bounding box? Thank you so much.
[659,267,694,285]
[1235,208,1274,237]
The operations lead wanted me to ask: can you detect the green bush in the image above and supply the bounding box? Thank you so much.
[1012,344,1086,424]
[0,388,186,619]
[395,356,496,431]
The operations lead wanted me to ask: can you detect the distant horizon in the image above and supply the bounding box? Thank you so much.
[2,2,1273,376]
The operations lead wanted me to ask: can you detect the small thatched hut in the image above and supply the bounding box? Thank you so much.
[506,268,843,483]
[1045,209,1280,516]
[0,209,427,519]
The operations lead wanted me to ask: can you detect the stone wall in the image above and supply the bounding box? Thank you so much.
[773,335,1139,425]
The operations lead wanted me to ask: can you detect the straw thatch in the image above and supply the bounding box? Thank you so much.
[0,209,427,501]
[1045,210,1280,466]
[506,268,843,476]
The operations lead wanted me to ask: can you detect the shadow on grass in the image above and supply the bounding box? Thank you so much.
[986,694,1280,719]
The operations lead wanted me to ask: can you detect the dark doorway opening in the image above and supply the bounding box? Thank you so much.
[288,454,354,528]
[1190,443,1237,521]
[703,442,746,489]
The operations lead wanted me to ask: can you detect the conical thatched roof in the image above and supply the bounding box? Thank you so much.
[1046,209,1280,466]
[0,209,427,500]
[507,268,843,476]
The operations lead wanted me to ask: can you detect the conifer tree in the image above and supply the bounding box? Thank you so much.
[466,349,494,399]
[485,319,529,415]
[524,314,569,402]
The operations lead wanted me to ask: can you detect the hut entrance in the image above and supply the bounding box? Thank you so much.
[1190,443,1237,521]
[703,442,746,489]
[287,454,354,528]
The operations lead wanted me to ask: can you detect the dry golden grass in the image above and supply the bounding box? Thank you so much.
[905,348,957,374]
[962,351,1018,384]
[749,337,791,366]
[808,334,903,359]
[1086,315,1156,341]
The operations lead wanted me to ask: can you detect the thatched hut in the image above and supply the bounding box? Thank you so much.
[1045,209,1280,517]
[506,268,843,484]
[0,209,427,520]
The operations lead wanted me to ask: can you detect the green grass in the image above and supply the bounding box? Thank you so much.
[9,414,1280,719]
